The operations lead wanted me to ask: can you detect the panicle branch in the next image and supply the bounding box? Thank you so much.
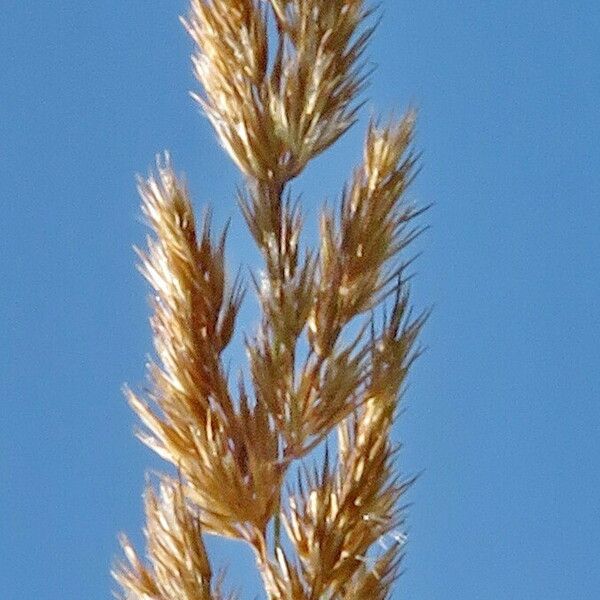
[126,158,282,542]
[260,113,423,462]
[261,287,426,599]
[311,113,421,357]
[185,0,372,185]
[113,478,232,600]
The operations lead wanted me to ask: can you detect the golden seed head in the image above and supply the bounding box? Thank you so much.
[116,2,425,599]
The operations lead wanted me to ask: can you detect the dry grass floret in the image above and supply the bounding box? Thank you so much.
[114,1,426,598]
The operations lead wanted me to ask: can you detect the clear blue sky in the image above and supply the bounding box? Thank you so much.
[2,1,599,598]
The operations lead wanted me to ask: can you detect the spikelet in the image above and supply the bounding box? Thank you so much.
[115,1,426,599]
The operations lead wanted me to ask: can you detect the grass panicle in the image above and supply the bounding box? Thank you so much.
[114,1,425,598]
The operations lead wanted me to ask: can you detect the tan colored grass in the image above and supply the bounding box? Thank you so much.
[113,1,425,598]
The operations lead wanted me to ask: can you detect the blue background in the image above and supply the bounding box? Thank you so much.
[2,1,599,598]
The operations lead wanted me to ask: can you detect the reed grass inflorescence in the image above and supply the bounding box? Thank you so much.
[113,1,426,598]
